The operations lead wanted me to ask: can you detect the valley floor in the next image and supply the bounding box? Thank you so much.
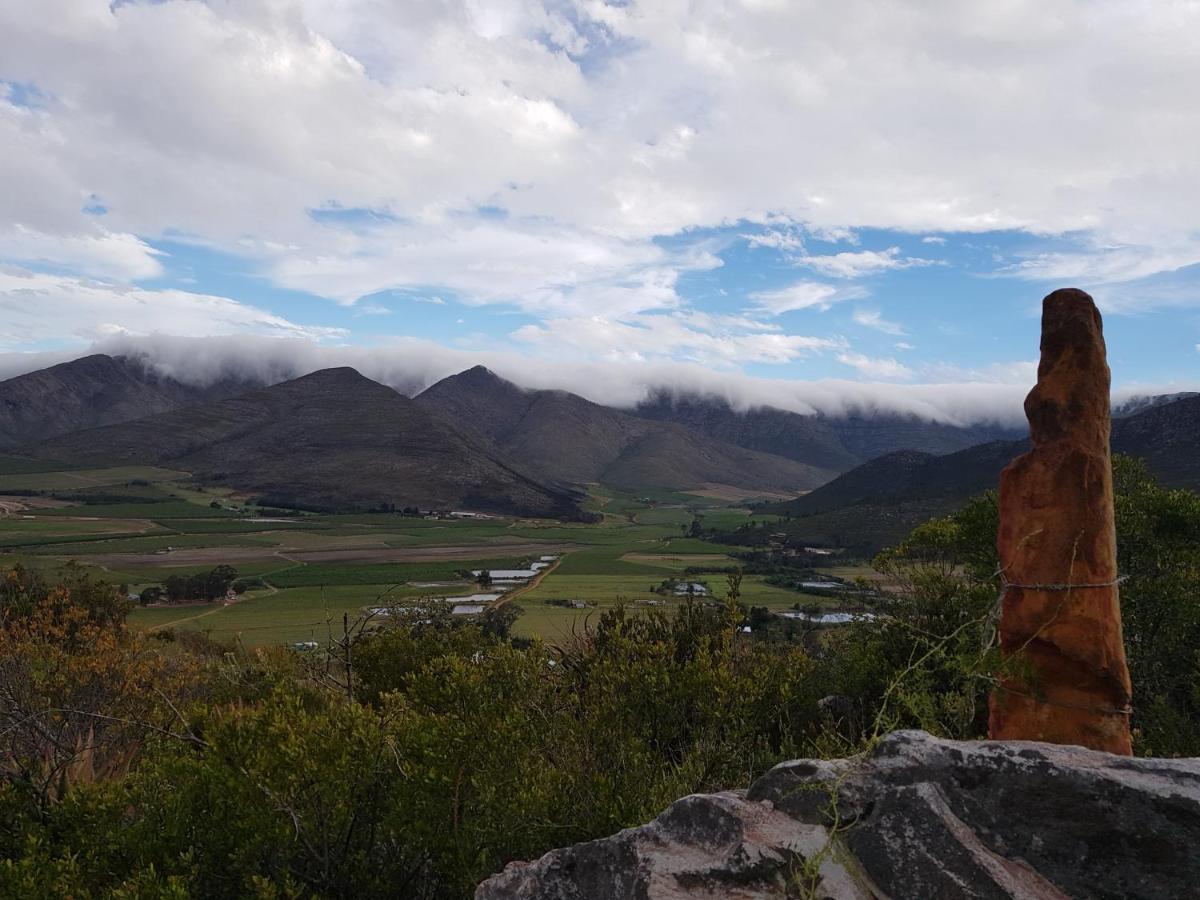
[0,459,862,646]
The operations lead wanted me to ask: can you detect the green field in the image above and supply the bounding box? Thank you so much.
[263,558,529,588]
[3,467,852,645]
[0,465,191,491]
[128,583,480,645]
[0,455,79,476]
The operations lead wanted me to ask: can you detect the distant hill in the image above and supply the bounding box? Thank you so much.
[768,393,1200,554]
[416,367,835,493]
[27,368,584,517]
[1110,393,1200,489]
[633,392,1023,472]
[1113,391,1200,418]
[0,354,258,449]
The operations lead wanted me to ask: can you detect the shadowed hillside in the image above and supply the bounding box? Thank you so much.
[633,392,1023,471]
[0,354,258,449]
[27,368,584,517]
[766,392,1200,553]
[416,366,835,493]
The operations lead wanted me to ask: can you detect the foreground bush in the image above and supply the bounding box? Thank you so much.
[2,457,1197,896]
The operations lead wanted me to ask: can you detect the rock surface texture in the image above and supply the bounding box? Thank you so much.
[475,731,1200,899]
[991,288,1133,754]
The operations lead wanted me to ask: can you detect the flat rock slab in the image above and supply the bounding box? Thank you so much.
[476,731,1200,900]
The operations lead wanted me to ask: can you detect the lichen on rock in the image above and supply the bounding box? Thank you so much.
[476,731,1200,899]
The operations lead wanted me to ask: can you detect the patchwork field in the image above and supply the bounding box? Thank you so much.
[0,466,855,646]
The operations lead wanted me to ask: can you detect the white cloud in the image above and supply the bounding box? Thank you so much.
[2,0,1200,311]
[1,332,1035,425]
[264,218,711,316]
[895,341,915,351]
[3,0,1200,387]
[852,308,905,335]
[748,281,866,316]
[1002,242,1200,286]
[921,236,947,245]
[741,225,805,254]
[511,312,843,367]
[799,247,935,279]
[0,267,345,349]
[0,225,163,281]
[921,359,1038,385]
[5,333,1194,428]
[835,352,914,380]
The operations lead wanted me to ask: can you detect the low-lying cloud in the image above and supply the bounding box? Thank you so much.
[5,330,1198,430]
[4,332,1193,430]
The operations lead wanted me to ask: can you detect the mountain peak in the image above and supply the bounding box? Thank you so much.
[419,365,527,401]
[297,366,367,381]
[454,365,512,388]
[272,367,400,399]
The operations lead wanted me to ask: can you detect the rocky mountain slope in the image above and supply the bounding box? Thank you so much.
[28,368,584,517]
[767,392,1200,552]
[0,354,257,449]
[416,366,835,493]
[634,391,1023,470]
[477,729,1200,899]
[1111,392,1200,489]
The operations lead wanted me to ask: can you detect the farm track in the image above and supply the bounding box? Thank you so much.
[494,555,565,608]
[144,583,280,633]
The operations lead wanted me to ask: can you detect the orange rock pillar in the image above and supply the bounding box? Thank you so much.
[988,288,1133,755]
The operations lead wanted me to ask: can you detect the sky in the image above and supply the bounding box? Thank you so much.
[1,0,1198,422]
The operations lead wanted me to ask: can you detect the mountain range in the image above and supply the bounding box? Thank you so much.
[633,392,1022,470]
[25,368,585,518]
[0,354,257,449]
[414,366,835,493]
[2,353,1195,523]
[768,393,1200,552]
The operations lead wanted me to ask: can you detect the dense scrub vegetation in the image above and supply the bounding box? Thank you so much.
[2,457,1196,897]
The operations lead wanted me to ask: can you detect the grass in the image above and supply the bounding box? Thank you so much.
[698,508,783,531]
[518,573,819,608]
[0,466,191,491]
[150,517,313,533]
[35,501,238,519]
[7,476,853,643]
[263,558,529,588]
[0,455,79,476]
[552,546,674,576]
[101,560,295,587]
[0,530,161,550]
[509,575,819,641]
[619,552,734,570]
[659,537,748,554]
[0,517,143,536]
[25,533,281,555]
[129,583,481,646]
[632,506,693,527]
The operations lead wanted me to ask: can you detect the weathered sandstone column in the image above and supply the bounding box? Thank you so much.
[989,288,1133,754]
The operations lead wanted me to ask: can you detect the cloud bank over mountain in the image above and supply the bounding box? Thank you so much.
[2,335,1195,429]
[1,1,1198,394]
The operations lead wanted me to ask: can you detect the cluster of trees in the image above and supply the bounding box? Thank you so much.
[138,565,240,605]
[1,457,1196,897]
[366,503,427,515]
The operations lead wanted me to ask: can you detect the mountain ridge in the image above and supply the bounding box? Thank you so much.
[766,392,1200,552]
[0,353,260,449]
[632,391,1024,470]
[415,366,835,494]
[26,367,585,518]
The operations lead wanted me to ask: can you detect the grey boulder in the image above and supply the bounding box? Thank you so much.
[476,730,1200,899]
